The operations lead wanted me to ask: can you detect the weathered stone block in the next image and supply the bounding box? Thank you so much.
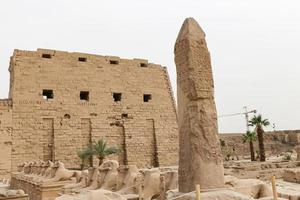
[283,169,300,183]
[11,174,74,200]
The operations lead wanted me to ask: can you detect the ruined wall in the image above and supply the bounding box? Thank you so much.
[0,99,12,178]
[9,49,178,171]
[220,130,300,158]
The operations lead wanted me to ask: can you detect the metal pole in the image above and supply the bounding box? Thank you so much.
[218,107,256,133]
[243,106,257,132]
[244,106,249,132]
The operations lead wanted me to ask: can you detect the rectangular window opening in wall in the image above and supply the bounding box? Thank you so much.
[43,89,54,100]
[143,94,152,102]
[78,57,87,62]
[110,60,119,65]
[140,63,147,67]
[113,93,122,102]
[122,113,128,118]
[42,54,51,59]
[80,91,89,101]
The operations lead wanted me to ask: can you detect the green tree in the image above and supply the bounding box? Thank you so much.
[77,146,93,170]
[92,139,120,166]
[249,115,270,161]
[242,131,257,161]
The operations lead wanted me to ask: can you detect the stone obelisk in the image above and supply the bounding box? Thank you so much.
[174,18,225,192]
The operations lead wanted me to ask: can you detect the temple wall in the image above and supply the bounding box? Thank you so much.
[8,49,178,172]
[0,99,12,178]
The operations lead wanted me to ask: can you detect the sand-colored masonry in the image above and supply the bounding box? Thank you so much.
[0,48,179,177]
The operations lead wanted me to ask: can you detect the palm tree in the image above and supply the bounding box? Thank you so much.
[249,115,270,161]
[242,131,257,161]
[92,139,120,166]
[77,146,93,170]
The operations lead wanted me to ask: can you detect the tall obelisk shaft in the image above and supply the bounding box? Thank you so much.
[174,18,224,192]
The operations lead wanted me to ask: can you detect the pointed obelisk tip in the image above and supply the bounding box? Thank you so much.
[176,17,206,43]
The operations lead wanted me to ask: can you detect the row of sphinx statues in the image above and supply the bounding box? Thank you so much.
[14,160,178,200]
[15,160,81,183]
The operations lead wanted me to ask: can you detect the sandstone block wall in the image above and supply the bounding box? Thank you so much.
[6,48,178,173]
[0,99,12,178]
[220,130,300,157]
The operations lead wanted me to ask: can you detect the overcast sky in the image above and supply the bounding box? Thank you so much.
[0,0,299,133]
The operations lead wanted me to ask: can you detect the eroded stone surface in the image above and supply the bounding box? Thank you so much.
[174,17,224,192]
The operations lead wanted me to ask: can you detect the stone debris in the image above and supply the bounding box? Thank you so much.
[0,189,25,198]
[219,130,300,160]
[223,159,300,199]
[56,190,126,200]
[224,160,300,181]
[276,179,300,199]
[283,169,300,183]
[0,180,27,200]
[167,189,252,200]
[224,175,272,198]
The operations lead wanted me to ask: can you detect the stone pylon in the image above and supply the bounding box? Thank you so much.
[174,18,225,192]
